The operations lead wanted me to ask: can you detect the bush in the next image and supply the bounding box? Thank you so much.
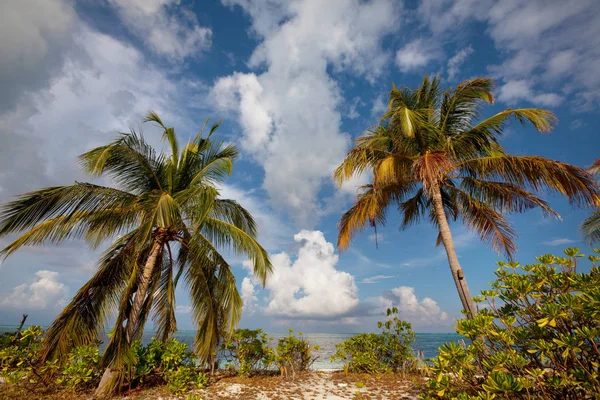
[331,308,416,374]
[0,326,45,384]
[221,328,275,376]
[56,345,100,390]
[164,365,208,394]
[275,330,320,378]
[423,248,600,399]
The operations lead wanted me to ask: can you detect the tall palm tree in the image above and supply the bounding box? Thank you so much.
[0,112,272,397]
[335,77,600,318]
[582,159,600,243]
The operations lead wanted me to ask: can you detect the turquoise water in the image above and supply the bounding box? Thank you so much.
[0,326,461,369]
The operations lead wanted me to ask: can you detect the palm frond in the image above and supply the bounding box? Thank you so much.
[200,217,271,286]
[581,211,600,244]
[457,155,600,207]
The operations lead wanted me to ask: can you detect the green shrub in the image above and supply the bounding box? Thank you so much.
[164,365,207,394]
[331,308,416,374]
[275,329,320,378]
[220,328,275,376]
[423,248,600,399]
[56,345,100,390]
[0,326,45,384]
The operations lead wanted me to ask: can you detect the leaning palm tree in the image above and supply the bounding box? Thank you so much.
[335,77,600,318]
[0,112,271,397]
[582,159,600,243]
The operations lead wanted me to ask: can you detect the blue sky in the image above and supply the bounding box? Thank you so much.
[0,0,599,333]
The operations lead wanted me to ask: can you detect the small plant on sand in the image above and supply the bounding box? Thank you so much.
[275,329,320,378]
[56,345,100,390]
[331,308,416,374]
[0,326,47,385]
[423,248,600,399]
[221,328,275,376]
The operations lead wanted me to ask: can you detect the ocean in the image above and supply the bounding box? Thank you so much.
[1,326,461,369]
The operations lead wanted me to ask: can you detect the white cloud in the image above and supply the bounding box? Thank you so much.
[542,238,576,246]
[0,270,67,310]
[360,275,395,284]
[252,230,359,318]
[447,45,473,80]
[371,94,387,118]
[241,277,258,315]
[347,96,364,120]
[212,0,399,225]
[395,39,440,72]
[373,286,448,325]
[0,0,75,114]
[175,305,191,314]
[419,0,600,110]
[108,0,212,59]
[569,119,586,130]
[498,80,563,107]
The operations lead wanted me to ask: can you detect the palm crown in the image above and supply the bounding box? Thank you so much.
[0,112,272,374]
[335,77,600,316]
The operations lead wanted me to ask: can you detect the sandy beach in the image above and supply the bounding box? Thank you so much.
[120,371,425,400]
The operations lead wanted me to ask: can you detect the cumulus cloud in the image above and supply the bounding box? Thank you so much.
[107,0,211,59]
[542,238,576,246]
[0,0,75,114]
[447,45,473,80]
[498,80,563,107]
[0,270,67,310]
[241,277,258,315]
[395,39,440,73]
[373,286,448,325]
[244,230,359,319]
[212,0,399,225]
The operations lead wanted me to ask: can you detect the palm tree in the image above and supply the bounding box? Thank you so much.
[582,159,600,243]
[335,77,600,318]
[0,112,272,397]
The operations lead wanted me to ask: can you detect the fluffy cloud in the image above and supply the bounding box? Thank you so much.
[241,277,258,315]
[213,0,399,225]
[395,39,440,73]
[447,45,473,81]
[244,230,359,319]
[0,0,75,114]
[498,80,563,107]
[374,286,448,325]
[108,0,211,59]
[0,270,67,310]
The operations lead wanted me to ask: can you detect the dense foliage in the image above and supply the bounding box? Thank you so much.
[220,328,275,375]
[331,308,416,374]
[424,248,600,399]
[275,330,320,378]
[0,331,206,395]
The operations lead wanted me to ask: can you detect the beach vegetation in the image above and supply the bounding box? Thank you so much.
[423,248,600,399]
[0,113,272,397]
[331,307,416,374]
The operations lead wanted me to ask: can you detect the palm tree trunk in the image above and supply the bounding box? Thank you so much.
[95,239,163,398]
[430,182,477,318]
[125,240,163,341]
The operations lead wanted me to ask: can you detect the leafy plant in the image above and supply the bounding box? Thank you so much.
[56,345,100,390]
[423,248,600,399]
[164,365,207,394]
[220,329,275,375]
[331,308,416,374]
[275,330,319,378]
[0,326,46,385]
